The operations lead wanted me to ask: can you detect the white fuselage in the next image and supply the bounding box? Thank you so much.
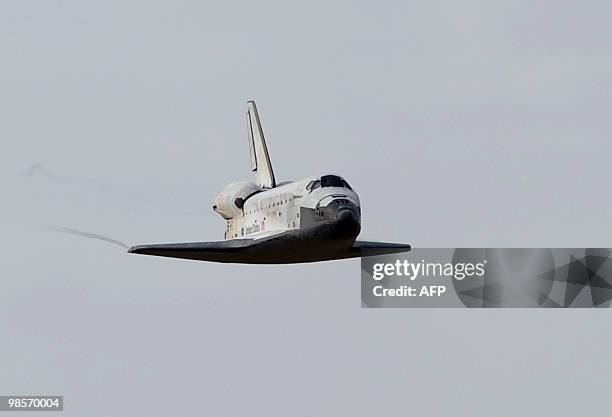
[220,175,361,240]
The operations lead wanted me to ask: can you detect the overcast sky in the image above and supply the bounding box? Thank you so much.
[1,1,611,416]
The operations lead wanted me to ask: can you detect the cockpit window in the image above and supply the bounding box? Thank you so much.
[321,175,343,188]
[306,180,321,191]
[321,175,352,190]
[307,176,352,192]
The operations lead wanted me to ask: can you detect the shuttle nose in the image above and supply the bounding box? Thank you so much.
[335,204,359,223]
[324,199,361,239]
[315,197,360,226]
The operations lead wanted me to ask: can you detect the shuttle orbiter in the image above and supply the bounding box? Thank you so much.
[128,101,410,263]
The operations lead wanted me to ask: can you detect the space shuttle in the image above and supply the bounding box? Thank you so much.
[128,101,411,263]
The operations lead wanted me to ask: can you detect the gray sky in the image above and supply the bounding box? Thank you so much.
[1,1,611,416]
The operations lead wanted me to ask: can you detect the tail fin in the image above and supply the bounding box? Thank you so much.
[246,101,276,188]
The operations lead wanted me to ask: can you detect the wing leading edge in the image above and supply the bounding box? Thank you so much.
[351,240,413,256]
[128,234,411,264]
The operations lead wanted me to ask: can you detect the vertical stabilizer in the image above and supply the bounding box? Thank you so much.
[246,101,276,188]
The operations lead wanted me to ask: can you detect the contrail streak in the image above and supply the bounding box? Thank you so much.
[23,163,69,183]
[23,163,205,216]
[45,226,129,249]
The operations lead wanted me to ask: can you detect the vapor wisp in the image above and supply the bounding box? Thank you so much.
[44,226,129,250]
[24,163,206,216]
